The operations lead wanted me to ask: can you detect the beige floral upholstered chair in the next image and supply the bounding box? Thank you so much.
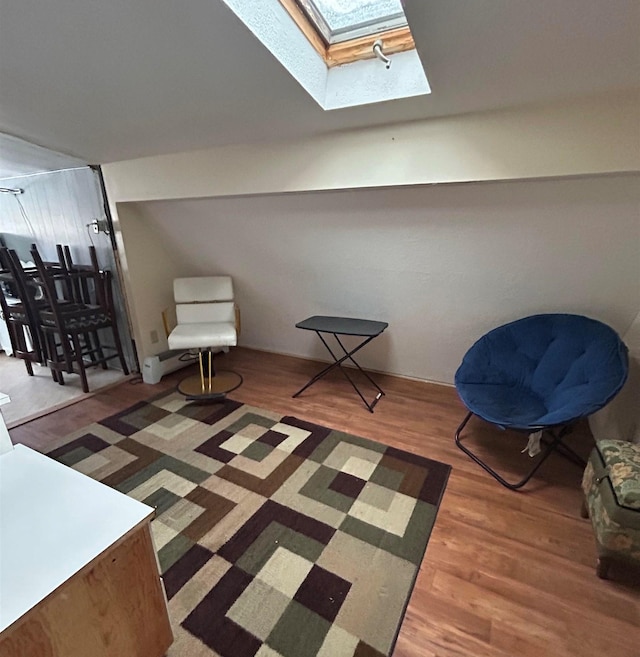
[581,439,640,578]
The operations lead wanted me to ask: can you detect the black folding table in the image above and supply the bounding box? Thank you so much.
[292,315,389,412]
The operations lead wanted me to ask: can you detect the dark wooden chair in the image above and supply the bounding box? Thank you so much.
[30,246,129,392]
[0,248,48,376]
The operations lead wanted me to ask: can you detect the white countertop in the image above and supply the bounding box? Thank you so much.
[0,444,154,633]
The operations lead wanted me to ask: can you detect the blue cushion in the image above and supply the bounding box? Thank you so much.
[454,314,629,431]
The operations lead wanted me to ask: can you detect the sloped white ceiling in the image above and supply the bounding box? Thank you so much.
[0,0,638,166]
[0,134,86,180]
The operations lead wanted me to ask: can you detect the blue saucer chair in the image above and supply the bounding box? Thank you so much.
[454,314,628,489]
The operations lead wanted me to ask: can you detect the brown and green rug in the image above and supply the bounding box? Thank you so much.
[47,390,451,657]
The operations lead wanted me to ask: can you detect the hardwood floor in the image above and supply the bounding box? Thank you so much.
[9,347,640,657]
[0,352,126,428]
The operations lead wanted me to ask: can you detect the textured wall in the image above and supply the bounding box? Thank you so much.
[124,174,640,383]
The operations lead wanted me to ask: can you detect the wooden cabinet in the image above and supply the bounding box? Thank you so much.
[0,445,173,656]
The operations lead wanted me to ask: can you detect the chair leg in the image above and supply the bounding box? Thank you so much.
[90,330,108,369]
[44,333,59,383]
[71,333,89,393]
[59,333,74,374]
[110,321,129,375]
[454,412,571,490]
[198,351,206,394]
[24,324,45,368]
[8,322,35,376]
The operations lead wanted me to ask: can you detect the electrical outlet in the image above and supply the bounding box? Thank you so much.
[150,330,159,344]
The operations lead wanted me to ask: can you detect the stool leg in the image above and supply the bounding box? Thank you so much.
[596,556,612,579]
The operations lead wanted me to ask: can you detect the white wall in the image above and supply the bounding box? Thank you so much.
[590,310,640,444]
[130,174,640,384]
[104,94,640,377]
[114,203,191,359]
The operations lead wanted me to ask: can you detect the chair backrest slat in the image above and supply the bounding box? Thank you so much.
[176,301,235,324]
[174,277,233,303]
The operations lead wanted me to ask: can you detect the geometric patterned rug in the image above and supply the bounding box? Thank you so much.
[47,390,451,657]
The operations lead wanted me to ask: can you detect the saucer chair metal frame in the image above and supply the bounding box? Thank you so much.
[454,314,629,490]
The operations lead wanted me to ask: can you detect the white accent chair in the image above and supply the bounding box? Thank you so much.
[167,276,242,400]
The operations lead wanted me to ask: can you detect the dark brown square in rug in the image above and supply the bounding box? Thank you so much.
[48,391,451,657]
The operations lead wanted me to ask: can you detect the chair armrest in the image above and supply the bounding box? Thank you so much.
[235,304,241,337]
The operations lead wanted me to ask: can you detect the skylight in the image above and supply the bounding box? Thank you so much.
[297,0,407,44]
[222,0,429,110]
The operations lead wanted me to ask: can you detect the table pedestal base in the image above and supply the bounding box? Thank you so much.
[178,371,242,402]
[176,350,242,402]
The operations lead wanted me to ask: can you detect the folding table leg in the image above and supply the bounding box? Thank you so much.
[293,331,385,412]
[332,334,385,411]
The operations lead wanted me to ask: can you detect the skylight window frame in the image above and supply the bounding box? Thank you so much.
[296,0,407,45]
[279,0,415,68]
[330,14,408,44]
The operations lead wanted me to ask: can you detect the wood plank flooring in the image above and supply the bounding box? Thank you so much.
[9,347,640,657]
[0,352,126,428]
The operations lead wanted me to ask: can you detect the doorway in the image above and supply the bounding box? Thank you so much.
[0,166,136,427]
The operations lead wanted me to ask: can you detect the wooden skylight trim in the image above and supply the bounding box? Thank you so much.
[278,0,415,68]
[279,0,328,61]
[328,26,415,66]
